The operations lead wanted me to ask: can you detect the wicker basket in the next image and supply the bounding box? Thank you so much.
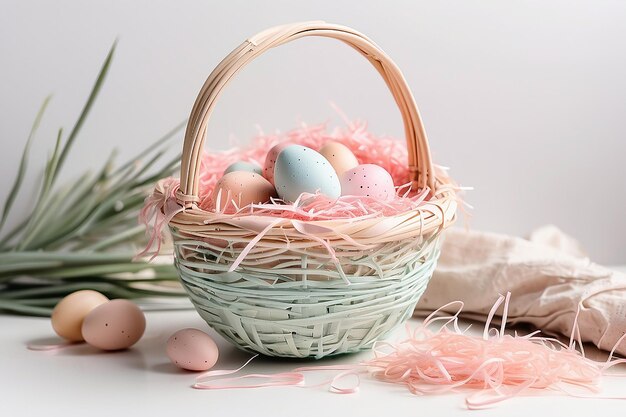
[170,21,457,359]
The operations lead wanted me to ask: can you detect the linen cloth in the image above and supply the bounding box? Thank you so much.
[415,225,626,355]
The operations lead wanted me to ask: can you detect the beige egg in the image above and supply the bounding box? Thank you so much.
[51,290,109,342]
[166,328,219,371]
[81,299,146,351]
[319,141,359,176]
[211,171,277,212]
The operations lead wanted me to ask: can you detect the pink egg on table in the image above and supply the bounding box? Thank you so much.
[263,143,289,185]
[166,328,219,371]
[81,299,146,351]
[340,164,396,201]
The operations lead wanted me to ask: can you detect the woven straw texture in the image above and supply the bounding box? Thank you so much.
[174,227,441,358]
[167,21,457,358]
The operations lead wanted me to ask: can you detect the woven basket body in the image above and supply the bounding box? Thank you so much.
[169,22,457,358]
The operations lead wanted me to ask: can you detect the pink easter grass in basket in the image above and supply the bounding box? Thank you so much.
[139,119,463,260]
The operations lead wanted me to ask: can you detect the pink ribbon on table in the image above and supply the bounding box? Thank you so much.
[193,354,362,393]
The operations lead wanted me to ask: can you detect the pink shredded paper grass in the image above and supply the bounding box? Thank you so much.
[193,294,626,409]
[138,120,461,258]
[193,120,434,214]
[365,294,626,408]
[141,120,455,220]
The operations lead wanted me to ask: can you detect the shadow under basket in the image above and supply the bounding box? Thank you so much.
[167,21,457,359]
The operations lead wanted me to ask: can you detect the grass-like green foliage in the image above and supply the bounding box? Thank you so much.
[0,43,185,316]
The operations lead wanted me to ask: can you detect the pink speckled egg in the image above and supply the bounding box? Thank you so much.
[319,141,359,176]
[340,164,396,201]
[166,328,219,371]
[211,171,277,212]
[81,299,146,351]
[263,143,289,185]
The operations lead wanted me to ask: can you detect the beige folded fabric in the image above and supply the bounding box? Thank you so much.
[414,225,626,356]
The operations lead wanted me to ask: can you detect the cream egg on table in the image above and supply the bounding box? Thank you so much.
[51,290,109,342]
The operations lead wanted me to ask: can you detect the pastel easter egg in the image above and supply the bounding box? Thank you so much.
[166,328,219,371]
[211,171,277,212]
[81,299,146,351]
[223,161,262,176]
[263,143,289,185]
[319,141,359,176]
[274,145,341,202]
[51,290,109,342]
[340,164,396,201]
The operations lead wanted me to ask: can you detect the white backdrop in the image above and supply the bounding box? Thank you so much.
[1,0,624,263]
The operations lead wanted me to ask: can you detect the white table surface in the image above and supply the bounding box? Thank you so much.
[2,268,625,417]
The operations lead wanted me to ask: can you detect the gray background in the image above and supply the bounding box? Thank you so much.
[1,0,624,263]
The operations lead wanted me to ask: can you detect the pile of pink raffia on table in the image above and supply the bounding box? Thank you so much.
[192,291,625,409]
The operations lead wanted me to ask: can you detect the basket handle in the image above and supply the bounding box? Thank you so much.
[176,21,435,207]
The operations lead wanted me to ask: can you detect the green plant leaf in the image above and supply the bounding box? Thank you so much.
[54,41,116,183]
[0,96,51,234]
[1,40,187,317]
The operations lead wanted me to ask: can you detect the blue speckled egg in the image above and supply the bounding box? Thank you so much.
[223,161,263,176]
[273,145,341,202]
